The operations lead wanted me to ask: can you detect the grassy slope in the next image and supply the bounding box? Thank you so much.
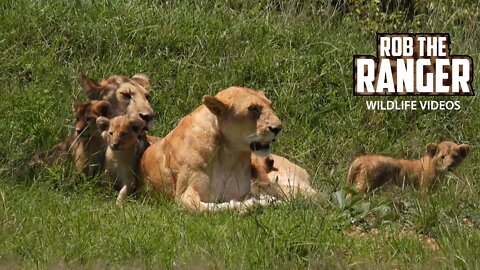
[0,0,479,268]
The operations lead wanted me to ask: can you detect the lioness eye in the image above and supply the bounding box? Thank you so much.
[248,105,262,116]
[441,155,445,159]
[121,92,132,100]
[109,132,113,136]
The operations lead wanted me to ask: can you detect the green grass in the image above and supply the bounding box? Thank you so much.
[1,0,479,268]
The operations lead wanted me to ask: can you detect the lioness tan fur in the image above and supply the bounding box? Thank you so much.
[81,74,154,129]
[140,87,283,212]
[251,154,317,198]
[347,141,470,193]
[97,115,145,205]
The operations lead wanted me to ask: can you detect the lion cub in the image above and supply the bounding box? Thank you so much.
[71,101,112,177]
[251,154,317,198]
[97,115,145,205]
[347,141,470,193]
[29,101,111,177]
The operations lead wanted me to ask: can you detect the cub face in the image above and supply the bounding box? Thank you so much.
[203,87,282,156]
[72,100,111,138]
[426,141,470,172]
[96,116,145,151]
[81,74,155,130]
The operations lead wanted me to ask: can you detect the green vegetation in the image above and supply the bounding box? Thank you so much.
[1,0,479,268]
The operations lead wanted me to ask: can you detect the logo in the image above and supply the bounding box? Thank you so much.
[354,33,474,96]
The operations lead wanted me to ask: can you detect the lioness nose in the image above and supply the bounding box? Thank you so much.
[268,125,282,135]
[139,113,155,123]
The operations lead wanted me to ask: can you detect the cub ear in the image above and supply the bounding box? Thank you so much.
[426,143,438,157]
[96,116,110,132]
[80,76,103,100]
[72,100,83,113]
[203,95,227,116]
[458,144,470,158]
[93,101,112,118]
[265,156,275,172]
[132,73,150,91]
[129,117,146,135]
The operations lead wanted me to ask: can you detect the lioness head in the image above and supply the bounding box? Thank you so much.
[72,100,111,138]
[81,74,155,130]
[203,87,282,156]
[426,141,470,172]
[96,116,145,151]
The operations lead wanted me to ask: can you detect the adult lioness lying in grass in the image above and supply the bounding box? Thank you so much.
[140,87,282,212]
[347,141,470,194]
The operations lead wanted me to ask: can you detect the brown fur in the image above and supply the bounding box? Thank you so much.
[97,115,145,205]
[29,101,111,178]
[251,154,317,198]
[70,101,112,177]
[250,155,283,197]
[347,141,470,193]
[140,87,282,212]
[31,74,155,167]
[80,73,154,129]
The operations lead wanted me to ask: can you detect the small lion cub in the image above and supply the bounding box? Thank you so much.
[28,100,111,177]
[97,115,145,205]
[347,141,470,193]
[71,100,112,177]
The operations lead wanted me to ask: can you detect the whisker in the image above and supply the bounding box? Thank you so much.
[246,133,259,140]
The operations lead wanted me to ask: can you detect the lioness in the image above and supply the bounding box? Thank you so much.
[252,154,317,198]
[347,141,470,193]
[97,115,145,205]
[81,73,155,130]
[140,87,282,212]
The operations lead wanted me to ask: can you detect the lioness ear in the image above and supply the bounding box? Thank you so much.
[426,143,438,157]
[132,73,150,91]
[129,117,145,135]
[96,116,110,132]
[458,144,470,158]
[203,95,227,116]
[257,90,267,99]
[93,101,112,118]
[72,100,82,113]
[80,76,103,100]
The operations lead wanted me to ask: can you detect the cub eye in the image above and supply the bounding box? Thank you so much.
[248,105,262,116]
[121,92,132,100]
[86,117,96,124]
[440,155,445,159]
[145,94,151,101]
[75,117,80,122]
[109,132,113,136]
